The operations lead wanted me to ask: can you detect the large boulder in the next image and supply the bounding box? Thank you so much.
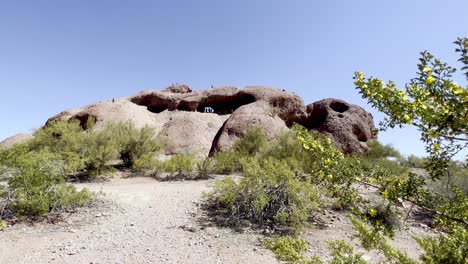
[305,98,376,154]
[0,133,33,149]
[210,101,289,154]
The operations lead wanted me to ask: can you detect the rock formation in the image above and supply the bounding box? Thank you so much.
[0,133,33,149]
[1,85,376,156]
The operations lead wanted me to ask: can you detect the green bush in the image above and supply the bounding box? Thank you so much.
[417,225,468,264]
[233,127,267,156]
[212,150,242,174]
[264,236,309,263]
[81,126,121,177]
[258,131,313,175]
[29,120,87,173]
[3,149,92,217]
[162,154,194,180]
[196,158,213,179]
[207,157,319,233]
[133,153,163,178]
[367,140,402,160]
[109,122,163,168]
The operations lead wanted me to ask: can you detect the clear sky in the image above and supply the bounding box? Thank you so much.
[1,0,467,158]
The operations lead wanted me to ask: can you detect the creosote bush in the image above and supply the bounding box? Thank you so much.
[162,154,195,180]
[108,121,163,168]
[263,236,309,263]
[212,127,268,175]
[0,147,93,217]
[0,119,162,219]
[208,157,319,233]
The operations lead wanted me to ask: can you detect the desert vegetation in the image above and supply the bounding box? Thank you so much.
[202,38,467,263]
[1,38,466,264]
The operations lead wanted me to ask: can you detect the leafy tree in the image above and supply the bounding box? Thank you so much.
[354,37,467,180]
[353,38,468,264]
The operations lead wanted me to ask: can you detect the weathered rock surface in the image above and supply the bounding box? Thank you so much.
[13,85,375,156]
[305,98,375,154]
[0,133,33,149]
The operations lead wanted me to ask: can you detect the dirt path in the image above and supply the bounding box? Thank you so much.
[0,176,434,264]
[0,177,277,264]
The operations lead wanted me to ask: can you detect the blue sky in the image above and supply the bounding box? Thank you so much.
[0,0,467,158]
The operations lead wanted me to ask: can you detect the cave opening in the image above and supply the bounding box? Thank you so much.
[196,94,256,115]
[329,101,350,113]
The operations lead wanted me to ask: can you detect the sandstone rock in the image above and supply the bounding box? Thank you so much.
[162,84,192,94]
[210,101,289,154]
[0,133,33,149]
[25,86,376,156]
[305,98,376,154]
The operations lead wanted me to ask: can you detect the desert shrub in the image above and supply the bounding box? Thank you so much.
[258,131,313,175]
[3,149,92,217]
[417,224,468,264]
[404,155,427,168]
[207,157,319,233]
[233,127,267,156]
[81,127,121,177]
[133,153,163,178]
[427,161,468,195]
[108,122,163,168]
[162,154,194,179]
[264,236,367,264]
[326,240,367,264]
[29,120,87,173]
[196,158,213,179]
[367,140,401,160]
[212,150,242,174]
[264,236,309,263]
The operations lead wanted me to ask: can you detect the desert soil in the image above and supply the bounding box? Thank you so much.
[0,175,435,264]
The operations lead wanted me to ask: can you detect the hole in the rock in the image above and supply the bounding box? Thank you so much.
[147,105,167,113]
[353,125,368,142]
[196,94,256,115]
[306,104,328,129]
[176,101,193,112]
[329,101,350,113]
[337,113,344,118]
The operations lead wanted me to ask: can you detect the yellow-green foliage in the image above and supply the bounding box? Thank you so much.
[1,148,92,217]
[327,240,367,264]
[212,127,268,175]
[367,140,401,160]
[354,37,467,180]
[196,158,213,179]
[212,150,241,174]
[417,224,468,264]
[233,127,267,156]
[209,157,319,233]
[264,236,309,263]
[107,121,163,168]
[162,154,194,179]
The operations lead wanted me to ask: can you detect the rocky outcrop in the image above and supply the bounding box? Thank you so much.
[0,133,33,149]
[39,85,375,157]
[210,101,289,153]
[304,98,375,154]
[162,84,192,93]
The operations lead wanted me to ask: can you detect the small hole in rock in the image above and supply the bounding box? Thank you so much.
[329,101,350,113]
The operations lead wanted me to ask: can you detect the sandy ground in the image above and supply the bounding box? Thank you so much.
[0,176,434,264]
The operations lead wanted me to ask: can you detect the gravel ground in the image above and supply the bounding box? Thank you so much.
[0,176,435,264]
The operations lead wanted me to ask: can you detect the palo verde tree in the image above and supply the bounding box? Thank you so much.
[353,38,468,264]
[354,37,467,180]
